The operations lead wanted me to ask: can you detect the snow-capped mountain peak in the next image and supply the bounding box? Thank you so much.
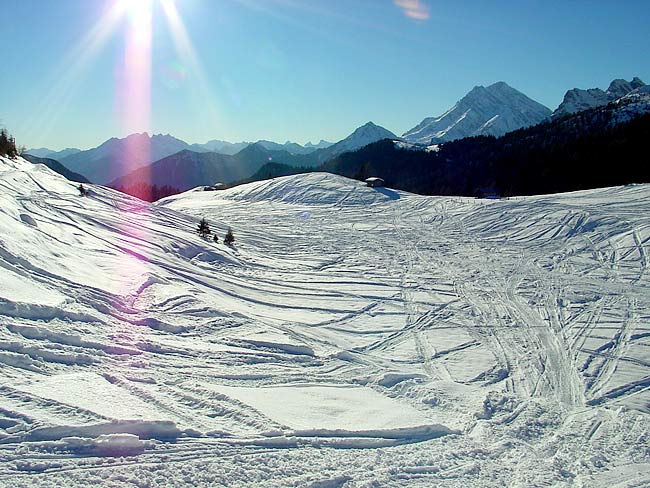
[304,139,333,149]
[321,122,397,157]
[403,81,551,144]
[343,121,397,148]
[553,76,646,118]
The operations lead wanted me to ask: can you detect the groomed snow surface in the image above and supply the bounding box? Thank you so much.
[1,156,649,487]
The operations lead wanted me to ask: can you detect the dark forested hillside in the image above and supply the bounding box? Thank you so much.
[321,106,650,197]
[113,182,181,202]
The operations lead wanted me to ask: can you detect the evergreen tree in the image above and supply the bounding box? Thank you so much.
[213,234,219,243]
[224,227,235,245]
[0,128,17,158]
[197,217,211,238]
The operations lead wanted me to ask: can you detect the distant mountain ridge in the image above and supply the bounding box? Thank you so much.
[552,77,646,118]
[26,147,81,160]
[403,81,551,144]
[27,76,648,196]
[44,134,333,183]
[320,88,650,196]
[110,142,310,193]
[304,140,333,149]
[109,122,397,194]
[58,133,190,184]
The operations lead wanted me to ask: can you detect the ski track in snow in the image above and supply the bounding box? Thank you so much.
[0,158,649,486]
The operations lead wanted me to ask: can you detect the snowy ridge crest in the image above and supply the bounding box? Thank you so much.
[402,81,551,144]
[553,76,646,118]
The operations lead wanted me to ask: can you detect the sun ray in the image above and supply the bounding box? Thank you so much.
[116,0,153,200]
[160,0,223,132]
[19,1,128,146]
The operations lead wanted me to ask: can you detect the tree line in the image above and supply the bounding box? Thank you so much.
[114,182,182,202]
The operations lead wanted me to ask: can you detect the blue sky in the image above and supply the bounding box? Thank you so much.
[2,0,649,150]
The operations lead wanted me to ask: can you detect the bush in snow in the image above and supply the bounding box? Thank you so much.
[197,217,211,238]
[224,228,235,245]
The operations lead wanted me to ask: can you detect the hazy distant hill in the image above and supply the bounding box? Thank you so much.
[110,122,398,195]
[59,133,191,184]
[110,143,309,192]
[22,153,90,183]
[57,133,327,184]
[26,147,81,160]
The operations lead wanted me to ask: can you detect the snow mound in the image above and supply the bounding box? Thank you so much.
[219,173,402,206]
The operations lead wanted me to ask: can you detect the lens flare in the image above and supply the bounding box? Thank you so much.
[160,59,188,90]
[161,0,223,129]
[394,0,430,21]
[115,0,153,197]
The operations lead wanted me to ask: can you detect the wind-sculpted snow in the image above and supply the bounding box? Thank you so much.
[1,157,649,486]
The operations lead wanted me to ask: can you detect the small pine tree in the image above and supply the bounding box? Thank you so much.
[213,234,219,243]
[197,217,211,238]
[224,227,235,245]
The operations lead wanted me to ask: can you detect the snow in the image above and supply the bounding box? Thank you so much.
[403,81,551,144]
[13,372,169,421]
[211,383,454,434]
[553,76,646,118]
[0,155,649,486]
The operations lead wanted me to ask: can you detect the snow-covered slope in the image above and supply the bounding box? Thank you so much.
[403,82,552,144]
[553,77,646,118]
[1,156,650,486]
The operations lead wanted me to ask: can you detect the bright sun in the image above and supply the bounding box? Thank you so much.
[118,0,155,25]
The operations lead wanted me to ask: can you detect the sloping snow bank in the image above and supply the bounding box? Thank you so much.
[165,173,403,207]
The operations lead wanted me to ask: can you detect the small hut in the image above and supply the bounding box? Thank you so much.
[475,187,500,199]
[204,182,227,191]
[365,177,385,188]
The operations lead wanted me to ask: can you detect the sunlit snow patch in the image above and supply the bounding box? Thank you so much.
[13,372,168,421]
[213,383,456,440]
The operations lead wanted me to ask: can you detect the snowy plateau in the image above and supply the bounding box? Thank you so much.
[0,155,649,487]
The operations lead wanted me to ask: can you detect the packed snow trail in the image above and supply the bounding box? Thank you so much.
[0,158,649,486]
